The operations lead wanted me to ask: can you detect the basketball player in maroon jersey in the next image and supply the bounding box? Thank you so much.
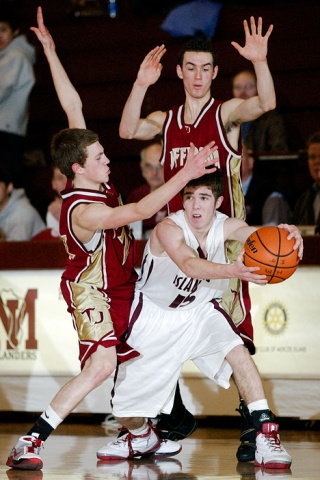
[119,17,275,461]
[6,7,217,471]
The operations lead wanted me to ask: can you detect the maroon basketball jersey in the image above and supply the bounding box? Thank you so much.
[59,182,138,364]
[160,98,253,351]
[161,98,244,219]
[60,182,137,290]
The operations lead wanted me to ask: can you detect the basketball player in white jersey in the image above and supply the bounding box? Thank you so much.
[97,171,303,468]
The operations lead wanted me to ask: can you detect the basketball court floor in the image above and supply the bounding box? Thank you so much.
[0,418,319,479]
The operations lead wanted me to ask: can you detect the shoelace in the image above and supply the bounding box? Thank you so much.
[127,431,135,458]
[113,426,153,458]
[26,438,43,454]
[264,432,284,452]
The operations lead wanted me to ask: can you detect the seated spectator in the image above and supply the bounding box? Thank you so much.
[0,5,36,187]
[232,69,289,153]
[292,131,320,229]
[127,140,168,238]
[46,165,67,236]
[241,142,272,225]
[0,166,45,241]
[262,191,292,226]
[242,142,292,226]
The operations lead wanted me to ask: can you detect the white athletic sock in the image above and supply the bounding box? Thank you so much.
[40,405,63,429]
[247,399,269,413]
[129,420,149,436]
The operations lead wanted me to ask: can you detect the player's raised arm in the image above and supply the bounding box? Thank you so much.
[224,17,275,127]
[119,45,166,140]
[30,6,85,129]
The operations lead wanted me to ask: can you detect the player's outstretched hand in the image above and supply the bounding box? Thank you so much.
[277,223,304,259]
[183,141,218,180]
[231,16,273,63]
[30,6,55,51]
[231,249,268,284]
[135,45,166,88]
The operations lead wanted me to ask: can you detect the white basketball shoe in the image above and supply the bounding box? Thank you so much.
[97,421,181,460]
[255,423,292,469]
[6,436,43,470]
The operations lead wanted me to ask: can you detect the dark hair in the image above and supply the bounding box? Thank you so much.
[182,170,224,199]
[306,131,320,148]
[50,128,99,180]
[0,165,13,185]
[0,6,20,32]
[177,37,218,68]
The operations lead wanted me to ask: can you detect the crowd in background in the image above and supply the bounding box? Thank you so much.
[0,0,319,241]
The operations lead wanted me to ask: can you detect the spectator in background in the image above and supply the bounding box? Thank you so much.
[241,141,271,225]
[292,131,320,229]
[262,183,292,227]
[126,140,168,238]
[0,6,36,187]
[232,69,288,153]
[46,165,67,237]
[242,141,292,226]
[0,166,45,241]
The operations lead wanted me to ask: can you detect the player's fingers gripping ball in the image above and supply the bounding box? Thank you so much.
[243,226,300,284]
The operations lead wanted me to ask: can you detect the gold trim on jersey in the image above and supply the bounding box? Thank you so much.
[70,282,113,341]
[229,153,245,221]
[61,234,75,260]
[114,226,131,266]
[221,153,246,325]
[79,247,106,287]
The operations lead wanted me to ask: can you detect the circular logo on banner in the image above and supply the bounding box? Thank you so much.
[263,302,288,335]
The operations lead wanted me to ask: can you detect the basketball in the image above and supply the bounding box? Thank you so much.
[243,226,300,284]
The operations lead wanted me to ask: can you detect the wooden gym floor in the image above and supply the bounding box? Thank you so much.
[0,415,320,479]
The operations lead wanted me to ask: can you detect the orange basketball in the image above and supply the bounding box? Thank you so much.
[243,226,300,284]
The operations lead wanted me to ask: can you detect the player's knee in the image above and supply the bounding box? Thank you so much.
[87,360,115,387]
[226,344,249,367]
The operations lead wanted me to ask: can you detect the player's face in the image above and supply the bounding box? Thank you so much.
[0,22,15,51]
[177,51,217,100]
[182,186,221,230]
[82,141,110,186]
[307,142,320,185]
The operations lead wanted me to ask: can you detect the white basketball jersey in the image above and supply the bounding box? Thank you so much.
[136,210,229,310]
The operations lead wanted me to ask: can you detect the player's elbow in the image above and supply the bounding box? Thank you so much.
[119,125,134,139]
[262,97,276,113]
[181,259,196,279]
[134,203,152,221]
